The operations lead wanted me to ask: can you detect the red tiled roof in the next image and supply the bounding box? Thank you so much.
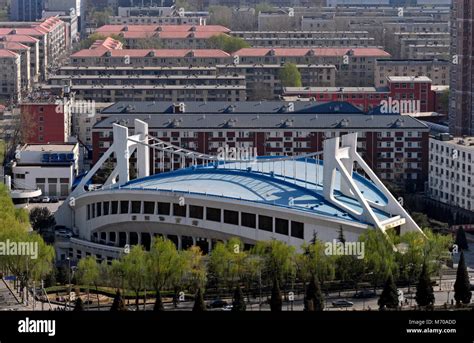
[0,42,29,50]
[0,34,40,43]
[8,28,47,37]
[90,37,123,50]
[0,49,20,58]
[95,24,230,39]
[71,48,230,58]
[232,48,391,57]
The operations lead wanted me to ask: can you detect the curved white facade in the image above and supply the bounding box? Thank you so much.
[54,119,422,262]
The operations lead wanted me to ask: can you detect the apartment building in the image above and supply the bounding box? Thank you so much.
[283,76,436,113]
[62,41,338,100]
[387,32,450,59]
[94,24,230,49]
[230,31,375,47]
[217,64,336,99]
[69,47,232,67]
[0,17,69,80]
[233,47,391,87]
[19,98,72,144]
[449,0,474,136]
[0,42,31,92]
[0,50,21,103]
[428,134,474,212]
[374,59,450,87]
[0,34,40,83]
[91,101,430,189]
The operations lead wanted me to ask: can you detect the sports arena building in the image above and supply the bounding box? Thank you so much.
[54,119,422,262]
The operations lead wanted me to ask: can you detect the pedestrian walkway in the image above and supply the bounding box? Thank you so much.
[0,278,33,311]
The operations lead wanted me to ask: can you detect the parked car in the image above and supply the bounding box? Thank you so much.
[41,196,51,203]
[208,299,228,309]
[50,196,59,203]
[221,304,233,311]
[332,300,354,308]
[353,290,376,299]
[30,197,42,203]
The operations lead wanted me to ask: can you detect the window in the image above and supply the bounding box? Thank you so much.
[157,202,170,215]
[275,218,289,235]
[259,215,273,232]
[189,205,204,219]
[241,212,256,228]
[87,204,90,220]
[206,207,221,222]
[96,203,102,217]
[144,201,155,214]
[291,221,304,239]
[103,202,109,215]
[111,201,118,214]
[120,201,129,214]
[131,201,141,214]
[224,210,239,225]
[173,203,186,217]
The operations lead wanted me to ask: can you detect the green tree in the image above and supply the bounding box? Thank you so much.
[147,237,185,311]
[415,263,435,307]
[183,246,207,291]
[232,286,246,311]
[453,252,472,305]
[305,275,324,311]
[77,256,100,310]
[395,231,425,293]
[279,63,302,88]
[359,229,397,292]
[253,240,295,285]
[298,240,335,285]
[29,207,55,233]
[89,7,112,27]
[208,238,248,293]
[192,287,206,312]
[209,5,233,27]
[122,245,148,311]
[207,34,250,53]
[378,274,399,310]
[110,289,127,311]
[270,277,282,312]
[455,226,469,251]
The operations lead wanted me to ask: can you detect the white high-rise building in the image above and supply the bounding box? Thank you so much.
[428,134,474,212]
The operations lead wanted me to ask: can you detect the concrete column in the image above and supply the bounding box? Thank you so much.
[208,239,212,253]
[135,119,150,179]
[105,232,110,245]
[115,231,119,246]
[125,232,130,246]
[177,235,182,250]
[137,232,141,246]
[192,236,197,246]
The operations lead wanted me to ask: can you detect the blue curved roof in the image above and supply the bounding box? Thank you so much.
[116,158,392,226]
